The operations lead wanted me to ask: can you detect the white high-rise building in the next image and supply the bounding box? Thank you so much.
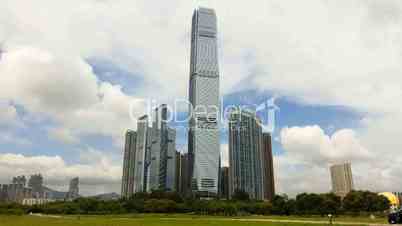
[188,7,220,197]
[330,163,354,198]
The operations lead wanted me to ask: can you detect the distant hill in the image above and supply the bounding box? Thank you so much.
[43,186,68,200]
[41,186,119,201]
[89,192,120,201]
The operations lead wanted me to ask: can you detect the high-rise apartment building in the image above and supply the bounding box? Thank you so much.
[188,7,220,197]
[262,133,275,201]
[147,105,177,192]
[178,152,189,195]
[12,176,26,187]
[134,115,151,193]
[165,128,177,191]
[0,183,32,203]
[121,130,137,198]
[28,174,44,198]
[148,118,161,191]
[228,109,264,200]
[330,163,354,198]
[66,177,79,200]
[175,151,181,193]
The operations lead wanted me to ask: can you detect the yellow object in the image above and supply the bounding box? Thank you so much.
[379,192,400,207]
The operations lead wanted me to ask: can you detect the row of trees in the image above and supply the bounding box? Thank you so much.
[0,190,390,216]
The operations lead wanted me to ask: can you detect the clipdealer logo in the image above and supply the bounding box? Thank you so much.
[128,97,280,133]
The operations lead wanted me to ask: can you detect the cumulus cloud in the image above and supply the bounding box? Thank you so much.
[280,126,372,165]
[0,47,146,145]
[0,47,98,112]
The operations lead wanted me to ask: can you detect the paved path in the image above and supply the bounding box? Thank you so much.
[161,217,396,226]
[230,218,385,225]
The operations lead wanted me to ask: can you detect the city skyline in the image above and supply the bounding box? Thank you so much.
[1,1,402,197]
[0,174,80,204]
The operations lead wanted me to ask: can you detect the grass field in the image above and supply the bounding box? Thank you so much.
[0,214,388,226]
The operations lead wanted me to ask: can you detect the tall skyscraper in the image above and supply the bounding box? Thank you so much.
[134,115,151,193]
[330,163,354,198]
[188,7,220,197]
[165,128,177,190]
[121,130,137,198]
[28,174,44,198]
[148,114,161,191]
[66,177,79,200]
[262,133,275,201]
[228,108,264,200]
[147,105,177,192]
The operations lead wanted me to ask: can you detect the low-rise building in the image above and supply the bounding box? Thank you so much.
[22,198,54,206]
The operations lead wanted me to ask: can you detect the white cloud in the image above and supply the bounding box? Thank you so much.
[0,47,98,112]
[2,0,402,111]
[280,125,372,165]
[0,47,146,145]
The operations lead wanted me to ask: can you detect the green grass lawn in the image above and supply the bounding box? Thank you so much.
[0,214,387,226]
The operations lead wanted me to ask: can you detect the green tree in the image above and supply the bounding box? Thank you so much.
[320,193,341,215]
[271,195,287,215]
[295,193,324,214]
[343,190,390,213]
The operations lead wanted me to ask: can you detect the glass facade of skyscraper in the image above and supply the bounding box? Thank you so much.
[188,7,220,197]
[228,109,264,200]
